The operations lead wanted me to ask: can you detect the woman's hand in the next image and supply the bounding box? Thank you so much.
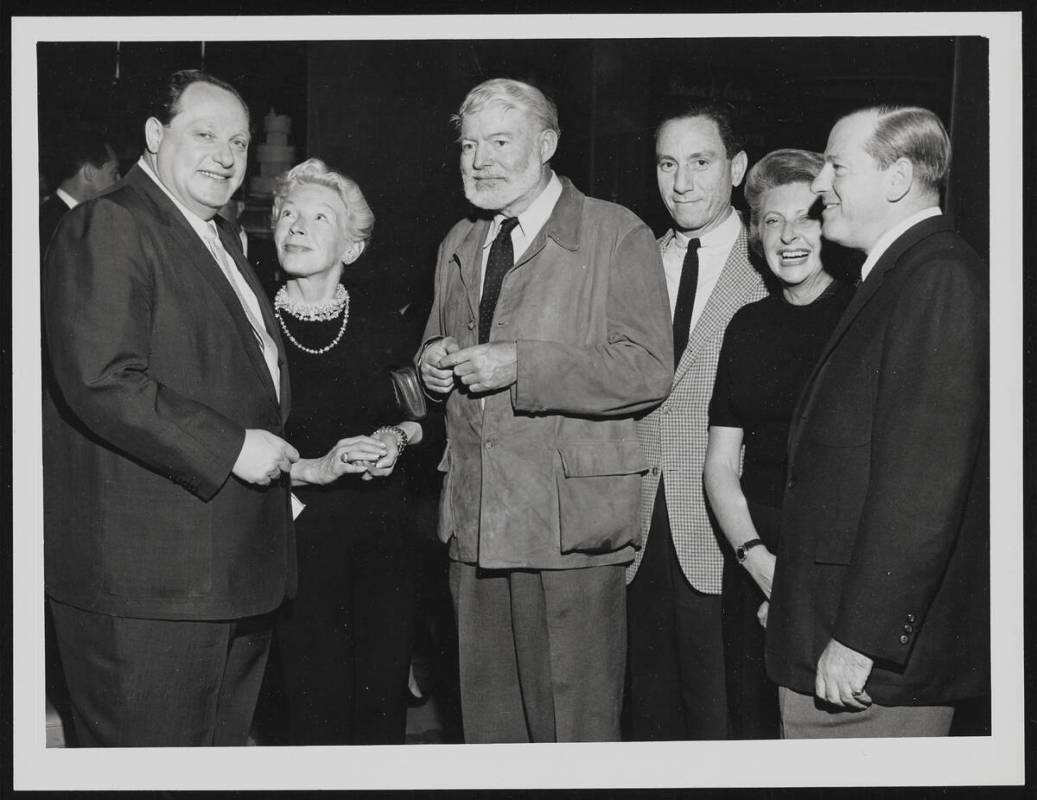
[757,600,769,629]
[362,429,403,480]
[291,435,388,486]
[742,545,777,599]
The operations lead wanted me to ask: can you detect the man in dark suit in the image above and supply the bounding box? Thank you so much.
[766,106,988,737]
[39,126,120,252]
[43,70,302,746]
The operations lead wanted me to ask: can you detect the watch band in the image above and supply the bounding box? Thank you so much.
[736,538,764,564]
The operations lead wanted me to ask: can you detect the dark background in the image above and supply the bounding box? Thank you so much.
[37,36,989,312]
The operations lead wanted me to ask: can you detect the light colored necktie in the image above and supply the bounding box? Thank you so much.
[203,222,281,401]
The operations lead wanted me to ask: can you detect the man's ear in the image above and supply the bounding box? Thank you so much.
[885,157,913,203]
[80,161,98,184]
[538,129,558,165]
[144,117,164,155]
[730,150,749,188]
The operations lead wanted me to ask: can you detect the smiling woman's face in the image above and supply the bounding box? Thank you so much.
[273,183,355,278]
[757,181,825,287]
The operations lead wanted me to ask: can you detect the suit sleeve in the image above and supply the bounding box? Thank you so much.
[833,249,987,665]
[512,222,674,417]
[44,200,245,500]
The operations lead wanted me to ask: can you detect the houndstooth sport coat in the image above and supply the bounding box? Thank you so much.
[628,220,767,593]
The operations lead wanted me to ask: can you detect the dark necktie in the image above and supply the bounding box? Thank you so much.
[479,216,520,344]
[672,237,701,367]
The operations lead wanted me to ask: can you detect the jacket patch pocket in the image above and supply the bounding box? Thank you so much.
[557,440,647,555]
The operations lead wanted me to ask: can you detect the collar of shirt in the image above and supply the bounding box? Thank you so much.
[859,206,942,283]
[661,205,742,254]
[137,155,219,244]
[482,171,564,261]
[660,207,742,320]
[55,188,78,209]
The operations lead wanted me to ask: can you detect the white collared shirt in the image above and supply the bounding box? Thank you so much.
[55,188,78,209]
[479,171,564,296]
[860,206,942,283]
[660,207,742,329]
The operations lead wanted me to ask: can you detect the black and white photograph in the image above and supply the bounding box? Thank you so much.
[10,10,1027,792]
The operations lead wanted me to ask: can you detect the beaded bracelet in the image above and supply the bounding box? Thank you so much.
[373,425,409,456]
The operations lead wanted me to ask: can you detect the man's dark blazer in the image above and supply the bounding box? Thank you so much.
[43,164,295,621]
[39,193,72,255]
[766,214,989,706]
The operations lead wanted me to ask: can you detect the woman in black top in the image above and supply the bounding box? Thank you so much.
[704,149,853,738]
[263,158,424,745]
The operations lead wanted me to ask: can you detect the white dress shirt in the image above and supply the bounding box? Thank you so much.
[479,171,564,295]
[659,206,743,330]
[55,188,78,209]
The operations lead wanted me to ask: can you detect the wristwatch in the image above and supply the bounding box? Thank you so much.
[735,538,764,564]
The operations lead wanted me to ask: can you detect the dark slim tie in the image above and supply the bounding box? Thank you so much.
[671,237,701,367]
[479,216,521,344]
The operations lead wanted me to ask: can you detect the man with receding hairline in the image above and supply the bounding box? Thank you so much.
[766,105,989,738]
[43,69,301,746]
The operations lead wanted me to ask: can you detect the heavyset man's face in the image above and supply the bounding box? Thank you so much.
[148,81,250,221]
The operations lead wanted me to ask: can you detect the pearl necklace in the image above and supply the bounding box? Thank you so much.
[274,285,350,355]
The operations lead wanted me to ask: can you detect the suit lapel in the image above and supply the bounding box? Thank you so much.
[125,167,283,410]
[215,221,289,415]
[788,216,951,454]
[673,224,755,385]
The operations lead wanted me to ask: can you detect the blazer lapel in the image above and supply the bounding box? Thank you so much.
[125,168,282,410]
[788,215,951,454]
[215,221,288,415]
[673,224,754,385]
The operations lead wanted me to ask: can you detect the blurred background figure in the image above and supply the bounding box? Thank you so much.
[39,125,121,252]
[704,148,853,739]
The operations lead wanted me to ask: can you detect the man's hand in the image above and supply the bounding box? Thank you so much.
[233,429,300,486]
[815,638,874,710]
[757,600,769,629]
[440,342,517,393]
[419,336,461,395]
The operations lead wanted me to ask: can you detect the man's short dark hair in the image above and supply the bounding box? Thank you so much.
[147,69,249,127]
[656,102,745,159]
[49,126,114,184]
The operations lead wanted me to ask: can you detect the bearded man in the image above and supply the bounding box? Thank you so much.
[417,77,673,742]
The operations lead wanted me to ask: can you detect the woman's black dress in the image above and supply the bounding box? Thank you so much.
[708,279,853,739]
[261,279,418,745]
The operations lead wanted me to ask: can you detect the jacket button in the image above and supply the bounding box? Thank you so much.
[786,478,794,490]
[467,320,475,330]
[662,406,670,415]
[485,439,495,449]
[906,613,916,623]
[903,623,914,633]
[651,467,660,476]
[899,634,910,645]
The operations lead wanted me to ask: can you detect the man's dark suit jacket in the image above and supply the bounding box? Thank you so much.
[766,215,989,706]
[43,164,295,621]
[39,194,72,255]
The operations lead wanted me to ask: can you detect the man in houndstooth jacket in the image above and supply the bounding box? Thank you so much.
[626,104,767,741]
